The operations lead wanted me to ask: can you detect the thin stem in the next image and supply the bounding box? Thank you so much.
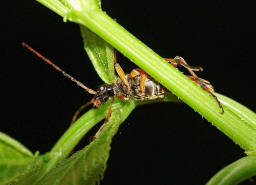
[0,132,33,157]
[206,156,256,185]
[46,100,125,171]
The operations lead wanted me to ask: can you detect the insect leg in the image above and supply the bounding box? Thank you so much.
[188,76,224,114]
[70,100,94,125]
[93,97,114,139]
[176,56,224,113]
[166,56,223,113]
[166,57,203,85]
[130,68,148,93]
[165,57,203,73]
[114,50,130,88]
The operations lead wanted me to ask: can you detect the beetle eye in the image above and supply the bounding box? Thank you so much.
[100,86,105,91]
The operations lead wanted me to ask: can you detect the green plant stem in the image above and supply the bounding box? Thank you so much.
[217,93,256,130]
[36,0,256,153]
[206,156,256,185]
[37,0,69,16]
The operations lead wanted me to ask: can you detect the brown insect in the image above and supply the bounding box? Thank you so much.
[22,42,223,138]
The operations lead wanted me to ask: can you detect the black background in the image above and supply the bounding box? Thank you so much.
[1,1,255,185]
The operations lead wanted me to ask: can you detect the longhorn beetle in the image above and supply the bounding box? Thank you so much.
[22,42,223,138]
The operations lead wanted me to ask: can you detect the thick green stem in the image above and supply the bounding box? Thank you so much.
[37,0,69,16]
[36,0,256,152]
[217,93,256,130]
[67,9,256,152]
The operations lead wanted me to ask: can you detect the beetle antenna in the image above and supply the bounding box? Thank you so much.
[22,42,96,95]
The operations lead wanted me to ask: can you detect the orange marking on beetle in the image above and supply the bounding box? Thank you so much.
[115,63,130,88]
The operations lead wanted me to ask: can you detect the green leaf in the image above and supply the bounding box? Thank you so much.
[80,25,117,84]
[0,132,34,185]
[9,101,135,185]
[37,101,136,185]
[10,155,50,185]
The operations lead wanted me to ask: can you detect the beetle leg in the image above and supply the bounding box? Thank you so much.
[188,76,224,114]
[114,49,130,88]
[136,69,148,93]
[139,72,147,93]
[70,100,93,125]
[165,54,224,114]
[166,57,207,89]
[130,68,140,78]
[93,97,114,139]
[165,57,203,73]
[130,68,149,93]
